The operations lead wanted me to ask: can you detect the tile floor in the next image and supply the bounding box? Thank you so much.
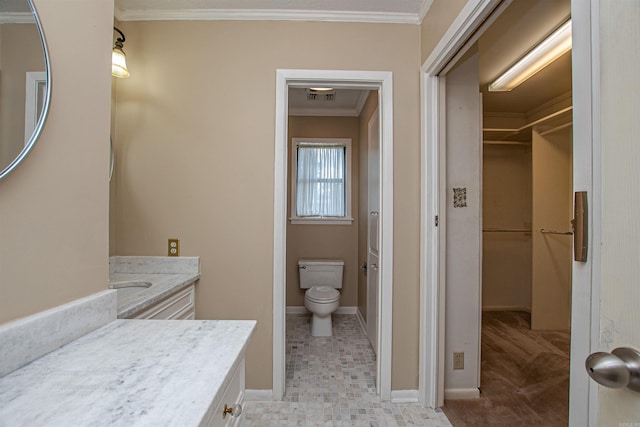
[244,314,452,427]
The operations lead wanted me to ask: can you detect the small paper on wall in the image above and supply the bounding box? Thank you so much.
[453,187,467,208]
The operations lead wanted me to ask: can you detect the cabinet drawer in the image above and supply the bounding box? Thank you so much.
[203,359,245,427]
[134,285,195,320]
[176,306,195,320]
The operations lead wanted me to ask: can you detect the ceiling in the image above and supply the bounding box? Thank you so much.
[0,0,30,14]
[114,0,430,23]
[288,88,371,117]
[476,0,572,141]
[478,0,572,114]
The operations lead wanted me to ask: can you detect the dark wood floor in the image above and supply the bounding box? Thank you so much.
[442,311,570,427]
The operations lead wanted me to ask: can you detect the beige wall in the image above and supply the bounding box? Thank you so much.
[482,143,532,311]
[0,24,45,169]
[444,49,481,392]
[531,127,572,330]
[112,20,420,390]
[286,116,359,308]
[0,0,112,324]
[420,0,468,63]
[357,91,379,318]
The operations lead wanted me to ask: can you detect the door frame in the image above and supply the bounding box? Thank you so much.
[366,106,381,354]
[418,1,600,424]
[273,69,394,401]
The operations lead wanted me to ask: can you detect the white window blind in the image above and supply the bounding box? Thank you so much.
[290,138,352,224]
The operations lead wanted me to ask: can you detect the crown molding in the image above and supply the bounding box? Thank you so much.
[525,90,572,122]
[114,6,124,22]
[418,0,434,24]
[484,112,526,118]
[289,107,361,117]
[0,12,33,24]
[354,90,370,116]
[115,8,420,24]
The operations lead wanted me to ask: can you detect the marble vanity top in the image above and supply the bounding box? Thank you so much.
[109,256,200,318]
[0,319,256,427]
[111,272,199,318]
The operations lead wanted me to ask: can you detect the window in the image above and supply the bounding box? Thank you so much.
[290,138,352,224]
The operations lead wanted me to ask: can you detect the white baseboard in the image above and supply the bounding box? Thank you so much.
[245,389,274,401]
[336,306,357,315]
[444,388,480,400]
[286,306,357,315]
[390,390,419,403]
[286,306,308,314]
[482,306,531,313]
[356,309,367,336]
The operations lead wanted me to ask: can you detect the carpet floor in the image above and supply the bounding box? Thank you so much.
[441,311,570,427]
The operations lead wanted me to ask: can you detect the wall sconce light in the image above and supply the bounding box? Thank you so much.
[112,27,130,78]
[488,19,571,92]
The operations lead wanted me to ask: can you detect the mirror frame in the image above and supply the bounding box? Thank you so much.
[0,0,52,182]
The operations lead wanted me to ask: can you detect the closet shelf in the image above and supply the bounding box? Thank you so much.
[540,229,573,235]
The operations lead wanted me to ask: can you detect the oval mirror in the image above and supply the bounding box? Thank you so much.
[0,0,51,181]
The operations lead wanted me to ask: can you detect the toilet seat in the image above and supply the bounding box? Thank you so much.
[305,286,340,303]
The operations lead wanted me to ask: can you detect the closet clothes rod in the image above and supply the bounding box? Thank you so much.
[483,228,532,233]
[540,228,573,235]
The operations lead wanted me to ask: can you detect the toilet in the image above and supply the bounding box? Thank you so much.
[298,259,344,337]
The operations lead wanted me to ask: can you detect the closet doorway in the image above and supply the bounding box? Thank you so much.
[453,0,573,424]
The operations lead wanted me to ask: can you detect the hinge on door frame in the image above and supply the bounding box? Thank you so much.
[435,215,439,227]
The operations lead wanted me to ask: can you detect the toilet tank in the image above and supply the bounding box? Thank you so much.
[298,259,344,289]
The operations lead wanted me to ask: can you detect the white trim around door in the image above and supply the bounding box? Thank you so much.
[419,1,598,425]
[273,69,394,401]
[568,0,601,425]
[419,0,501,408]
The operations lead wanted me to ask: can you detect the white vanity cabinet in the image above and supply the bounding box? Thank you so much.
[132,284,195,319]
[201,359,246,427]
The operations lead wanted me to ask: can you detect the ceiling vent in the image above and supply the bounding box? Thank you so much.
[307,88,335,101]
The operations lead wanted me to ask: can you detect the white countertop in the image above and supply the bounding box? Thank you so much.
[0,319,256,427]
[111,272,200,318]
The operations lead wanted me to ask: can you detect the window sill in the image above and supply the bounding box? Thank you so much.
[290,217,354,225]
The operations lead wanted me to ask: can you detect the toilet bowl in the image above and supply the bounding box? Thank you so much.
[298,259,344,337]
[305,286,340,336]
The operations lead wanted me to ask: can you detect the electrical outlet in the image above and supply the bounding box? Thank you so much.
[453,352,464,370]
[168,239,180,257]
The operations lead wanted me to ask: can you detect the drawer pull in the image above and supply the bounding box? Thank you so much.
[222,403,242,419]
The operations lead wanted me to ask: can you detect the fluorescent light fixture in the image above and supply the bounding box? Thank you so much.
[489,19,571,92]
[309,87,334,92]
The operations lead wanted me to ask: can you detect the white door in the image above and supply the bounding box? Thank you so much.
[367,108,380,354]
[587,1,640,423]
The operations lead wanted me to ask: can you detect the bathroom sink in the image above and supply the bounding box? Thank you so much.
[109,281,152,299]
